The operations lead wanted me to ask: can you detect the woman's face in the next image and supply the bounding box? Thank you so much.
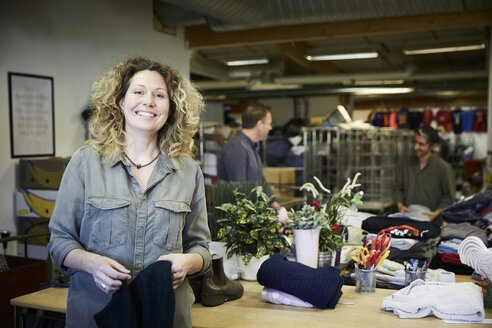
[119,69,170,137]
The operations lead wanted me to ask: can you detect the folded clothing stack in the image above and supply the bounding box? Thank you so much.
[381,280,485,322]
[257,254,343,309]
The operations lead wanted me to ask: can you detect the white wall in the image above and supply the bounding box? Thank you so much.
[0,0,190,255]
[309,96,339,118]
[261,98,294,127]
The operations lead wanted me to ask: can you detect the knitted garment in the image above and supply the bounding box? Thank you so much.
[261,287,313,308]
[257,254,343,309]
[458,236,492,281]
[440,223,488,245]
[373,259,449,287]
[94,261,175,328]
[381,280,485,322]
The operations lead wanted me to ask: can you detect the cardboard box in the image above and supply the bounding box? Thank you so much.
[16,216,50,247]
[15,189,58,219]
[270,185,295,197]
[263,167,296,197]
[263,167,296,185]
[0,256,47,328]
[18,157,70,190]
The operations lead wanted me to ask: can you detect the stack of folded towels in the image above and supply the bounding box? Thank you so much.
[257,254,344,309]
[381,280,485,322]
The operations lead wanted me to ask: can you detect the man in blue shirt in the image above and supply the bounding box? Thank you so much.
[218,103,281,208]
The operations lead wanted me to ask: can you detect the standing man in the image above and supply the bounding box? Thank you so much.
[393,126,455,224]
[218,103,281,209]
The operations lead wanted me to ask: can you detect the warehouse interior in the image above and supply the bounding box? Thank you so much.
[1,0,492,326]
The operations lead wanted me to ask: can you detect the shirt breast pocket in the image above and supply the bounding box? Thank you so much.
[152,200,190,251]
[87,196,130,248]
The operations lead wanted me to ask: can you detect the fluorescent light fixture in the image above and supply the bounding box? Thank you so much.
[306,52,378,61]
[337,105,352,123]
[403,43,485,55]
[248,82,301,91]
[338,87,414,95]
[225,58,269,66]
[343,80,405,86]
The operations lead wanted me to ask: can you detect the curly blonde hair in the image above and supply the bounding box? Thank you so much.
[87,57,204,166]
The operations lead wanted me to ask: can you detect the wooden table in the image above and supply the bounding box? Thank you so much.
[10,287,67,327]
[11,279,492,327]
[192,281,492,328]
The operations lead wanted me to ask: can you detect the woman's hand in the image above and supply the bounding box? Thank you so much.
[63,249,131,294]
[90,254,132,294]
[158,253,203,289]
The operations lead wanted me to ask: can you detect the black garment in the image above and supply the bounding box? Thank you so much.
[94,261,175,328]
[451,108,462,134]
[429,255,474,275]
[361,216,441,240]
[386,237,440,263]
[257,254,343,309]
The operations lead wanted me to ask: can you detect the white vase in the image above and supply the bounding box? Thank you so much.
[294,228,321,268]
[239,255,270,281]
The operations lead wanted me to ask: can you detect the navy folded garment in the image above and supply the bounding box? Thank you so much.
[257,254,343,309]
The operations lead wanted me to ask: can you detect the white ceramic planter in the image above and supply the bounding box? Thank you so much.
[239,255,270,281]
[294,228,321,268]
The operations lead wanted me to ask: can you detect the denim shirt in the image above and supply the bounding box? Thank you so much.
[48,145,211,328]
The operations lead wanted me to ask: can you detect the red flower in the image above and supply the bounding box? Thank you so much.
[309,200,321,211]
[331,223,343,234]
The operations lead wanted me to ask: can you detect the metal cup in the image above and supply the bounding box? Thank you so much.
[355,265,376,294]
[405,269,426,286]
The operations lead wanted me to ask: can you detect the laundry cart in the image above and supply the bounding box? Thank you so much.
[302,127,413,212]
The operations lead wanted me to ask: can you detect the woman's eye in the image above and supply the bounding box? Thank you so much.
[133,90,143,95]
[155,93,165,99]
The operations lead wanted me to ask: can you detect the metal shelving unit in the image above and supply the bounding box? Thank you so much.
[303,127,413,211]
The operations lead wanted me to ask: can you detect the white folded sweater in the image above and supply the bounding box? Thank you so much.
[381,280,485,322]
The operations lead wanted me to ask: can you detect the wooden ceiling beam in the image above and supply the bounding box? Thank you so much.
[185,11,492,49]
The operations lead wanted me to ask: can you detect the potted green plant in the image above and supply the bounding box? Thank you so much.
[285,202,330,268]
[216,185,283,280]
[297,173,364,267]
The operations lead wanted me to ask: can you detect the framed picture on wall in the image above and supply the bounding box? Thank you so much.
[8,72,55,158]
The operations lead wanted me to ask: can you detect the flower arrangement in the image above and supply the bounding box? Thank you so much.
[216,186,284,265]
[285,202,330,230]
[297,173,364,253]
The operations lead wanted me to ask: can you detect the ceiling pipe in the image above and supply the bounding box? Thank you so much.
[194,69,487,90]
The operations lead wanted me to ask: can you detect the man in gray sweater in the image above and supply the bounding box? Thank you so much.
[393,126,455,225]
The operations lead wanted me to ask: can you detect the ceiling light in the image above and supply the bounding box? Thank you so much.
[337,87,414,95]
[403,43,485,55]
[306,52,378,61]
[336,105,352,123]
[248,82,301,91]
[343,80,405,86]
[225,59,269,66]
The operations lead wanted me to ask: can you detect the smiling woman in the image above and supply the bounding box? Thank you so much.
[48,57,211,328]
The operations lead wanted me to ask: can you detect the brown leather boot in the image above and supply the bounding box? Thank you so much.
[200,256,244,306]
